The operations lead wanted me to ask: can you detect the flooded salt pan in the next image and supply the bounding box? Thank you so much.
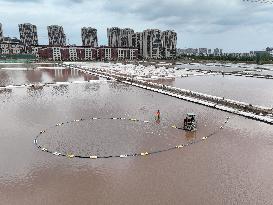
[172,75,273,107]
[1,67,273,204]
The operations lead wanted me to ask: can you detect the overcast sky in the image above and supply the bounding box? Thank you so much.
[0,0,273,52]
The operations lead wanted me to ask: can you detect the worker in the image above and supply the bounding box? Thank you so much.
[155,110,160,121]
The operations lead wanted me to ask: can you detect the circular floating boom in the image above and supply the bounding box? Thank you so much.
[34,116,230,160]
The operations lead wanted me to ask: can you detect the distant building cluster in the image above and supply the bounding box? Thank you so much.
[107,28,177,59]
[177,47,223,56]
[0,23,177,61]
[222,52,256,58]
[177,47,272,58]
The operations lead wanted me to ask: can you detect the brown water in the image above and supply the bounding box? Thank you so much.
[172,75,273,108]
[1,65,273,205]
[0,64,99,86]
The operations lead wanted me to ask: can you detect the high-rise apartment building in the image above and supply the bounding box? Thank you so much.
[107,27,122,47]
[139,29,177,59]
[214,48,222,56]
[142,29,164,59]
[47,25,66,46]
[81,27,98,47]
[18,23,38,47]
[162,30,177,58]
[120,28,134,47]
[199,48,208,55]
[132,32,143,58]
[107,27,135,47]
[107,27,177,59]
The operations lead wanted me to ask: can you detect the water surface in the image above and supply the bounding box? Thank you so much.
[0,66,273,205]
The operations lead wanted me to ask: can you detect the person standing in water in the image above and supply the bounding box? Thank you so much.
[155,110,160,121]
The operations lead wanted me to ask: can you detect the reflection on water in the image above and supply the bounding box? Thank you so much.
[0,63,99,86]
[1,66,273,204]
[185,130,196,141]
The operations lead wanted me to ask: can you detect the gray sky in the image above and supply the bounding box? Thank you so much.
[0,0,273,52]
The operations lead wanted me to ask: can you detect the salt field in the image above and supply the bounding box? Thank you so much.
[172,75,273,107]
[1,64,273,204]
[177,62,273,73]
[71,62,273,108]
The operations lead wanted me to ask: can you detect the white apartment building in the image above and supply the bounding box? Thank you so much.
[52,47,61,61]
[69,47,78,61]
[104,48,112,60]
[84,48,93,60]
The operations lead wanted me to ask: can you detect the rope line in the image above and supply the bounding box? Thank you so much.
[34,117,230,160]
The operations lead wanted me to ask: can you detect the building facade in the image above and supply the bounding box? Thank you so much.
[107,27,135,47]
[120,28,134,47]
[177,48,198,56]
[107,27,122,47]
[213,48,223,56]
[0,42,24,55]
[0,36,25,55]
[132,32,143,58]
[81,27,98,47]
[38,46,138,61]
[161,30,177,58]
[47,25,66,46]
[199,48,208,55]
[137,29,177,59]
[142,29,164,59]
[18,23,38,47]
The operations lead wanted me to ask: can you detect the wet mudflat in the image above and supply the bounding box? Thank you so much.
[1,66,273,205]
[172,75,273,107]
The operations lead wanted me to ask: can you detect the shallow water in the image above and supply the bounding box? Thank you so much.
[0,66,99,86]
[1,65,273,205]
[172,75,273,107]
[177,63,254,72]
